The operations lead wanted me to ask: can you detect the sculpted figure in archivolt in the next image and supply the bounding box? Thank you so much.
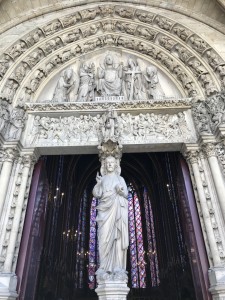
[93,156,129,276]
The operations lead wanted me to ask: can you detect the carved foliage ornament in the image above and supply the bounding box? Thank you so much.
[0,147,19,163]
[183,150,199,164]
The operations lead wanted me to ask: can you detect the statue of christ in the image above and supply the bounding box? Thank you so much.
[93,156,129,275]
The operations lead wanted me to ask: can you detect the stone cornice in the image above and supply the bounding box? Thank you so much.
[24,98,192,113]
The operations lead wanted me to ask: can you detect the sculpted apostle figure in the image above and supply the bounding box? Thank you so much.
[93,155,129,275]
[77,63,95,102]
[124,58,145,100]
[144,66,165,99]
[97,54,123,97]
[52,68,76,102]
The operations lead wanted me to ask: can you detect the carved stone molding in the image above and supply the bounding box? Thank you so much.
[215,143,225,176]
[25,98,192,112]
[16,36,200,102]
[0,4,223,106]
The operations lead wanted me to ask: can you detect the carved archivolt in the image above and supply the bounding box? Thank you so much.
[0,4,224,106]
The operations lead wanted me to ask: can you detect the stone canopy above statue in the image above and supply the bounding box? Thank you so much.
[36,51,182,103]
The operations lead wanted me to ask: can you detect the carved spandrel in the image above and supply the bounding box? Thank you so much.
[0,101,27,141]
[191,99,212,134]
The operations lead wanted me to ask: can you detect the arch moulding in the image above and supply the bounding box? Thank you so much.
[0,3,225,300]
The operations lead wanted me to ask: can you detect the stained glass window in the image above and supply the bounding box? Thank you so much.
[88,197,98,289]
[128,185,146,288]
[75,189,88,288]
[143,188,160,287]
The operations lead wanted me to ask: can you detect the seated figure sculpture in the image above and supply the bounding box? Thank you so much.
[93,155,129,278]
[97,53,123,97]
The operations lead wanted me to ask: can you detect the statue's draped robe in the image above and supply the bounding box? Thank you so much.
[77,68,94,101]
[97,68,122,96]
[93,174,128,273]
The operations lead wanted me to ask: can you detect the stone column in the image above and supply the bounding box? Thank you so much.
[0,153,36,300]
[202,143,225,224]
[3,154,35,273]
[0,148,18,218]
[185,149,221,266]
[198,141,225,299]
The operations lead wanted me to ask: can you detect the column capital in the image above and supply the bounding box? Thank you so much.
[0,147,19,163]
[182,149,199,164]
[202,142,217,158]
[20,153,37,167]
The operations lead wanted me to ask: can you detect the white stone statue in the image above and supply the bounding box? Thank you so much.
[144,65,165,99]
[102,109,120,142]
[97,53,123,96]
[77,62,95,102]
[93,155,129,277]
[124,58,145,100]
[52,68,76,102]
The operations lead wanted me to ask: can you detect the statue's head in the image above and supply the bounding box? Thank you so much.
[101,155,121,176]
[104,54,113,66]
[146,65,157,77]
[64,68,73,81]
[105,156,116,173]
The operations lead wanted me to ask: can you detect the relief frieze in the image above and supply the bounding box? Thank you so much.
[27,110,195,147]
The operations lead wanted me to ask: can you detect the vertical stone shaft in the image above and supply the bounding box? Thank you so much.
[187,151,221,265]
[4,156,32,272]
[0,148,16,217]
[203,143,225,222]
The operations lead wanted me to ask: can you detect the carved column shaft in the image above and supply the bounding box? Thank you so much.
[203,143,225,223]
[0,148,17,218]
[3,155,35,273]
[186,150,221,265]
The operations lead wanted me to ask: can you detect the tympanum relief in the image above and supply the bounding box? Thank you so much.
[37,52,178,103]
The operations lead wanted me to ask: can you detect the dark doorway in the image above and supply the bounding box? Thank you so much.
[17,152,210,300]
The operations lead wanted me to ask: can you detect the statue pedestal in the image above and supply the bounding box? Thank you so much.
[0,273,18,300]
[209,266,225,299]
[95,280,130,300]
